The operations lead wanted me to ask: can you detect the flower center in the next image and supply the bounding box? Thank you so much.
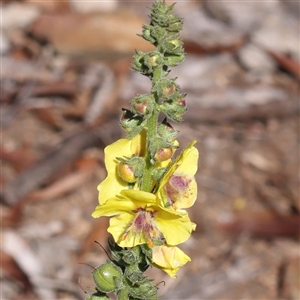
[165,174,193,208]
[120,208,162,247]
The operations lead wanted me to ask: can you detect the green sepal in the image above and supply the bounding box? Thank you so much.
[157,118,179,141]
[161,36,184,55]
[148,135,175,165]
[131,94,155,116]
[86,290,110,300]
[131,50,163,76]
[121,248,140,265]
[108,239,123,262]
[153,78,179,100]
[128,278,158,300]
[141,25,167,44]
[150,2,182,33]
[159,93,187,122]
[152,167,168,181]
[139,244,153,266]
[125,268,148,285]
[120,109,144,134]
[163,52,186,67]
[116,155,146,179]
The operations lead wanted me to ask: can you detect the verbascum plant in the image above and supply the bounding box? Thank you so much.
[88,1,199,299]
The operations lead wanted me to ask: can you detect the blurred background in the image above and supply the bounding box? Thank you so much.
[1,0,299,299]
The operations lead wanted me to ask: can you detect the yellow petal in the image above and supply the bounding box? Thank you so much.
[98,132,147,204]
[157,141,199,209]
[105,139,131,173]
[121,189,157,204]
[97,174,128,205]
[175,144,199,176]
[155,210,196,245]
[92,196,138,218]
[98,138,132,204]
[152,245,191,278]
[108,213,142,247]
[131,130,147,156]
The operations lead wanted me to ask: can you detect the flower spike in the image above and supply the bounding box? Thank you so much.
[89,1,198,299]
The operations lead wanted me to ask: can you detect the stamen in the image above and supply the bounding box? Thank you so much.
[119,209,163,247]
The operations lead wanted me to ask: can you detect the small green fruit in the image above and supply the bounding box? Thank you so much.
[93,261,123,293]
[86,291,110,300]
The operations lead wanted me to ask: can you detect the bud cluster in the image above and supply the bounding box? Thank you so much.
[88,242,159,300]
[122,0,187,137]
[88,2,198,300]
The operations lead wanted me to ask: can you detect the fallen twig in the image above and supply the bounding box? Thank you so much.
[1,121,122,206]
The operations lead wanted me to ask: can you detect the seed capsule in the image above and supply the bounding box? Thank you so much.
[86,291,110,300]
[93,261,123,294]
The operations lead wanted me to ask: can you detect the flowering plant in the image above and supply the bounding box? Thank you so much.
[87,1,199,299]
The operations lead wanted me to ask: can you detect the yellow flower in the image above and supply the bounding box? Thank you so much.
[97,132,147,205]
[157,141,199,210]
[92,189,196,248]
[152,245,191,278]
[98,131,178,205]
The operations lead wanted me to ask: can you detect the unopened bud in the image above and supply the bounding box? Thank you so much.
[145,52,162,68]
[167,38,181,51]
[120,109,143,135]
[163,52,186,67]
[155,79,178,99]
[154,147,174,162]
[158,119,178,141]
[133,102,148,115]
[162,83,176,97]
[177,98,186,107]
[142,25,155,43]
[118,162,137,183]
[131,94,154,115]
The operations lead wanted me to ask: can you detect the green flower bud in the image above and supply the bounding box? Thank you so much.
[125,268,147,285]
[131,50,147,72]
[131,94,154,115]
[134,101,148,115]
[146,0,183,35]
[129,278,158,300]
[159,94,187,122]
[157,119,179,142]
[162,37,183,54]
[120,109,143,136]
[142,25,156,43]
[143,25,167,44]
[93,261,123,294]
[164,52,186,67]
[132,50,163,76]
[122,249,139,265]
[154,78,178,99]
[144,52,163,69]
[165,20,183,33]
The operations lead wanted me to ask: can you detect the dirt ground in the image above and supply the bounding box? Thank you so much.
[1,1,299,299]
